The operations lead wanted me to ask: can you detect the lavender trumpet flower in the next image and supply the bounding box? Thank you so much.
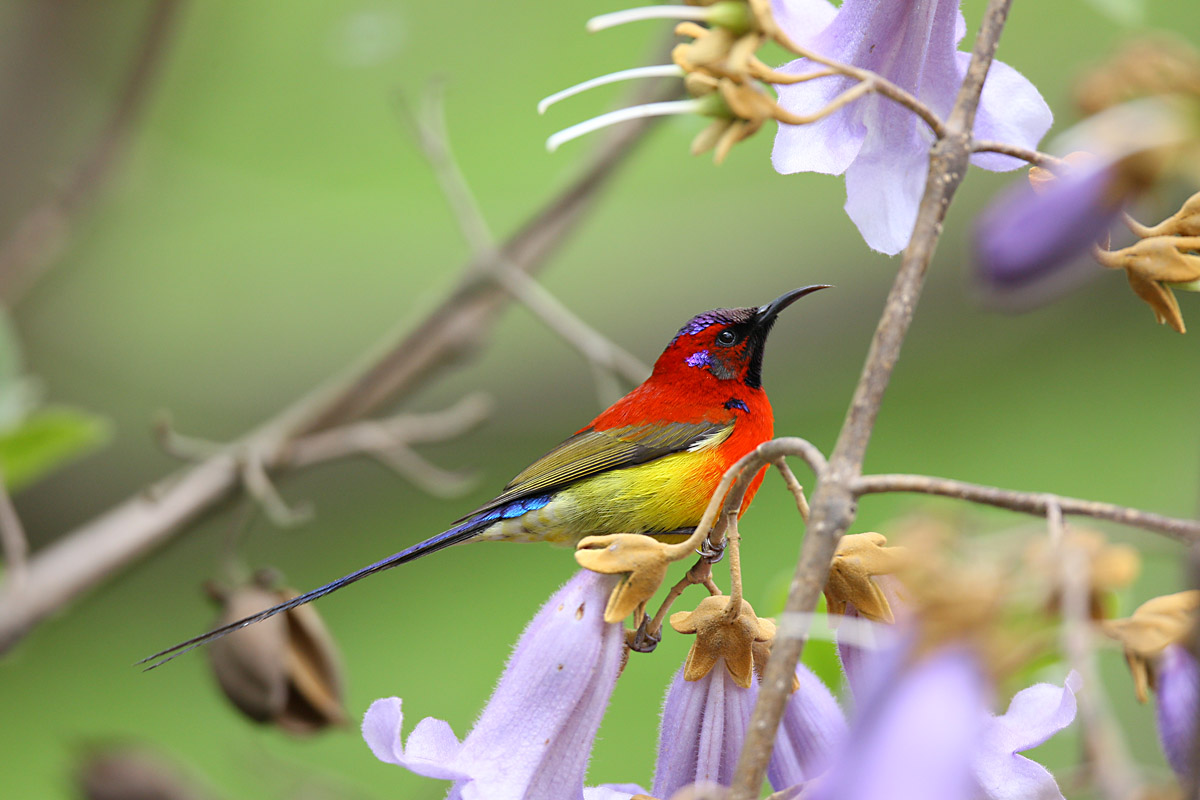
[362,570,624,800]
[771,0,1051,255]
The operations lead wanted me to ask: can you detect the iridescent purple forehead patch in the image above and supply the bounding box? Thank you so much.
[671,307,753,344]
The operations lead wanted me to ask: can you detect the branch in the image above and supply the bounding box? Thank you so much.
[730,3,1015,797]
[0,0,184,303]
[0,74,677,655]
[854,474,1200,543]
[399,83,650,403]
[970,139,1061,167]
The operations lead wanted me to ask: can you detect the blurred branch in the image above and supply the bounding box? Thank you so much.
[854,474,1200,543]
[731,4,1023,796]
[0,0,184,303]
[0,470,29,590]
[0,69,679,655]
[1048,501,1141,800]
[399,82,650,405]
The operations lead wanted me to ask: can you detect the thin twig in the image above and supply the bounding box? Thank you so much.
[1048,500,1142,800]
[730,3,1015,797]
[0,71,678,655]
[0,471,29,590]
[400,81,650,402]
[0,0,184,303]
[970,139,1061,167]
[645,558,714,642]
[751,0,947,138]
[853,473,1200,543]
[773,457,810,522]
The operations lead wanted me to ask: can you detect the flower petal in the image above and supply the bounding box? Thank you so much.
[1156,644,1199,780]
[961,54,1053,172]
[768,663,848,789]
[362,697,467,781]
[771,64,866,177]
[769,0,837,42]
[812,647,986,800]
[842,111,930,255]
[973,671,1080,800]
[653,662,757,798]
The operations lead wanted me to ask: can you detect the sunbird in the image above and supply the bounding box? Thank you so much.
[143,286,829,668]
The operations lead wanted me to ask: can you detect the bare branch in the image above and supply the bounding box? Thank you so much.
[0,472,29,590]
[854,473,1200,543]
[400,81,651,400]
[970,139,1061,167]
[0,0,184,303]
[730,3,1016,796]
[1049,502,1142,799]
[0,72,678,655]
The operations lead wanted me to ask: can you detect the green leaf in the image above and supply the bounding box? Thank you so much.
[0,407,112,492]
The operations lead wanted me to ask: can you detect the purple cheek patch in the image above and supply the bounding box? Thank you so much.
[686,350,711,368]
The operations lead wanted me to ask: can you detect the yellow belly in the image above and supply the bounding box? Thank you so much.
[475,450,723,545]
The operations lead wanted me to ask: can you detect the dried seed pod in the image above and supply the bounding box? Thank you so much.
[207,571,347,734]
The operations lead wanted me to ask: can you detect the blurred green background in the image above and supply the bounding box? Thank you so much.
[0,0,1197,797]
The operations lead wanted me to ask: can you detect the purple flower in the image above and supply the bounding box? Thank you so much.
[807,646,988,800]
[973,97,1190,303]
[771,0,1051,255]
[1155,644,1199,781]
[768,663,848,790]
[652,661,758,799]
[974,160,1118,293]
[362,570,624,800]
[973,672,1081,800]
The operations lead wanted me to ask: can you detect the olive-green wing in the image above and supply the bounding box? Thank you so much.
[456,420,732,522]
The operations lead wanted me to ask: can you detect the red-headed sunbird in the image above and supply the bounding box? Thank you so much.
[143,286,829,667]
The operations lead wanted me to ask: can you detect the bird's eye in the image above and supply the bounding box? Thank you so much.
[715,329,739,347]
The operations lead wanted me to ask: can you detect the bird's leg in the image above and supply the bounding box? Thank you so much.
[698,535,726,563]
[630,614,662,653]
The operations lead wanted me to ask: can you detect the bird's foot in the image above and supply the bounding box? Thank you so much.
[628,616,661,653]
[697,536,726,564]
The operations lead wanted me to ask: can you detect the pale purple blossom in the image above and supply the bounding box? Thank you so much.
[767,663,848,789]
[771,0,1052,255]
[1154,644,1199,781]
[973,672,1081,800]
[807,646,988,800]
[362,570,624,800]
[652,661,758,799]
[974,159,1118,294]
[973,97,1189,301]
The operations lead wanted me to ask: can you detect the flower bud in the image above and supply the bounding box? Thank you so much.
[207,570,347,734]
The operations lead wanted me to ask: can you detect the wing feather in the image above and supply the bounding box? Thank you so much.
[456,420,732,523]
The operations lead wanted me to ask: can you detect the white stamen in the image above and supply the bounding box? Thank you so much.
[538,65,684,115]
[587,5,712,33]
[546,99,705,152]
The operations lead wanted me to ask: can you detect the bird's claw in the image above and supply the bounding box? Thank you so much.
[697,537,726,564]
[629,616,661,653]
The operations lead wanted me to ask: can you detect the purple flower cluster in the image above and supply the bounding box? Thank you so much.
[362,569,1083,799]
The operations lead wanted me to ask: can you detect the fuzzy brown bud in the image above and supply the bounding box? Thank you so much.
[576,533,676,623]
[671,595,775,688]
[1103,590,1200,702]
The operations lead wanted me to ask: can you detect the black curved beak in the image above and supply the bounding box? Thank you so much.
[755,284,833,327]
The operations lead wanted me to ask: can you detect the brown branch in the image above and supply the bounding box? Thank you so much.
[730,3,1015,797]
[854,474,1200,543]
[0,0,184,303]
[1049,502,1142,799]
[0,470,29,590]
[970,139,1061,167]
[0,74,677,655]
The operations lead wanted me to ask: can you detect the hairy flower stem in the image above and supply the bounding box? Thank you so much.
[728,2,1016,797]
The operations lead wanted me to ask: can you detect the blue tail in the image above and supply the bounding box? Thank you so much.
[139,516,491,670]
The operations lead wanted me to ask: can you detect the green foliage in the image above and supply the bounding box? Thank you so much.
[0,406,111,492]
